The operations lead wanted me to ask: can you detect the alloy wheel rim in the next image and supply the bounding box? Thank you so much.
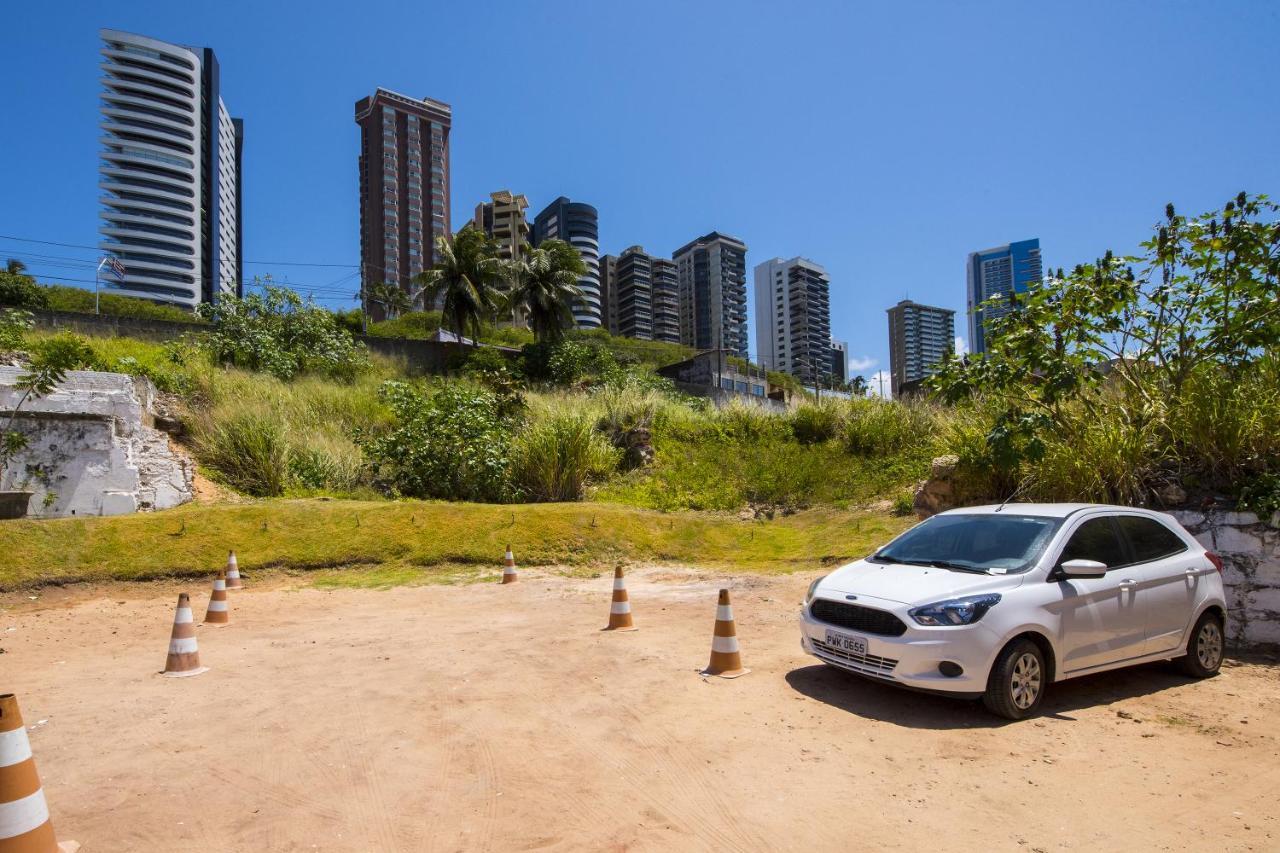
[1010,652,1042,709]
[1196,621,1223,670]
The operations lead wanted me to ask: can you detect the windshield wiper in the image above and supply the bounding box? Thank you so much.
[874,555,988,574]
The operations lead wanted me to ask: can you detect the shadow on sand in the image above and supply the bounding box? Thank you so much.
[783,656,1257,729]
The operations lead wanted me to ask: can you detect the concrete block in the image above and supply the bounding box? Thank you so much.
[1246,587,1280,616]
[1170,510,1205,529]
[1213,526,1263,555]
[1216,511,1260,526]
[100,492,138,516]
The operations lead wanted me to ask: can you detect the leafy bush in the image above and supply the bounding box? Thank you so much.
[931,193,1280,506]
[0,272,49,310]
[510,412,618,501]
[0,309,33,350]
[362,381,513,501]
[194,410,289,497]
[196,281,367,381]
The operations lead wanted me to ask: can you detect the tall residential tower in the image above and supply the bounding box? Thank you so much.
[966,238,1041,354]
[753,256,832,384]
[355,88,451,306]
[887,299,955,396]
[532,197,601,328]
[98,29,243,307]
[473,190,529,261]
[673,232,748,357]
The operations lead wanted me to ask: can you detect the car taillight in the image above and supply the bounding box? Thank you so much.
[1206,552,1224,574]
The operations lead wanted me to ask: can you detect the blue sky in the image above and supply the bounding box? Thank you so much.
[2,1,1278,384]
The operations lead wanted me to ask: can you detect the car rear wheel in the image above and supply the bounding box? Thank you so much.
[982,639,1046,720]
[1177,611,1224,678]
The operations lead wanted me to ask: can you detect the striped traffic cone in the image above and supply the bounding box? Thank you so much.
[204,570,230,626]
[162,593,208,677]
[0,693,79,852]
[603,565,637,631]
[702,589,749,678]
[501,545,518,584]
[224,550,243,590]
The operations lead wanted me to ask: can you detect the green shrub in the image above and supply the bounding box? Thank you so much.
[791,401,842,444]
[362,381,513,501]
[194,410,289,497]
[842,398,937,456]
[0,309,33,350]
[0,272,49,310]
[41,284,200,323]
[196,281,367,381]
[511,412,618,501]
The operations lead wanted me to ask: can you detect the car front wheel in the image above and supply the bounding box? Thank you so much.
[1178,611,1224,678]
[982,639,1046,720]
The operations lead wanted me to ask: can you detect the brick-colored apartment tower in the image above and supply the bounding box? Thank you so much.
[355,88,451,310]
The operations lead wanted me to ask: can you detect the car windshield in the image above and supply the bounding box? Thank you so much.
[871,513,1062,573]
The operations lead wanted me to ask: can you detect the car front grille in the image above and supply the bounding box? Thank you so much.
[810,638,899,678]
[810,598,908,637]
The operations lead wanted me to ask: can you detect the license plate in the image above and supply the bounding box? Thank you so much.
[825,629,867,656]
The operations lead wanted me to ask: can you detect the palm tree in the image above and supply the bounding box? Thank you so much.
[508,239,586,343]
[412,225,505,345]
[364,281,412,321]
[5,259,27,275]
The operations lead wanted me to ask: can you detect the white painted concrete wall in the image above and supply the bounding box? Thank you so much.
[0,368,193,517]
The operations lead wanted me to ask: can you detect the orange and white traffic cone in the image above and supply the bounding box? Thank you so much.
[224,550,243,590]
[0,693,79,852]
[204,570,230,626]
[162,593,208,677]
[501,545,518,584]
[702,589,749,678]
[603,565,637,631]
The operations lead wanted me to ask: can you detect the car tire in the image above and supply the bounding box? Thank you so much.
[1177,611,1225,678]
[982,639,1046,720]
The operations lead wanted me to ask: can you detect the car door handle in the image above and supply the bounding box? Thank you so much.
[1185,568,1200,578]
[1119,578,1136,589]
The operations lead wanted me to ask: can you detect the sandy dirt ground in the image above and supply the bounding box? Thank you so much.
[3,566,1279,852]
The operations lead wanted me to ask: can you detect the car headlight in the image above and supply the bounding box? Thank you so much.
[909,594,1001,626]
[805,574,827,605]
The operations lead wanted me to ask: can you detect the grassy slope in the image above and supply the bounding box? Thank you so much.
[0,499,911,589]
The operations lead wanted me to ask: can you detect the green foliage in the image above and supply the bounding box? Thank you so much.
[196,280,367,381]
[42,284,202,323]
[510,412,619,501]
[362,381,513,502]
[842,398,939,456]
[413,226,506,343]
[1240,473,1280,518]
[194,410,290,497]
[0,270,49,310]
[507,239,586,343]
[790,401,842,444]
[0,309,33,350]
[364,281,412,321]
[930,193,1280,505]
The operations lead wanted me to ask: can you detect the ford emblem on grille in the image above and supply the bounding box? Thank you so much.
[845,594,858,600]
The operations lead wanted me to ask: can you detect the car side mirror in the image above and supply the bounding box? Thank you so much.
[1060,559,1108,579]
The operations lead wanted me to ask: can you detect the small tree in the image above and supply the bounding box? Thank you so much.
[364,281,413,321]
[196,278,368,381]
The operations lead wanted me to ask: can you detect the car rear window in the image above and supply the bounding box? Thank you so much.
[1116,515,1188,563]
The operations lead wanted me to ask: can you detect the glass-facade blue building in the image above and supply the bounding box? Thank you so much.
[966,238,1042,354]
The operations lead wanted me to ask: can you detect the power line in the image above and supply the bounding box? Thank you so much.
[0,232,358,269]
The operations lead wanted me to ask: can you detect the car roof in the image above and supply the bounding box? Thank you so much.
[936,503,1163,519]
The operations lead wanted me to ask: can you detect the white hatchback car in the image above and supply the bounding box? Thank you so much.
[800,503,1227,719]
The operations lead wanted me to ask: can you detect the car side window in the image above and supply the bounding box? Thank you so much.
[1058,517,1128,569]
[1116,516,1188,563]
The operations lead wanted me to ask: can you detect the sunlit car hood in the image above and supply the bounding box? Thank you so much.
[817,558,1024,606]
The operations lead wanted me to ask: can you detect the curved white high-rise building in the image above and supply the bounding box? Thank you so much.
[99,29,242,308]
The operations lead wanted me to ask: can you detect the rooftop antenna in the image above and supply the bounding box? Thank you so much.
[995,474,1034,512]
